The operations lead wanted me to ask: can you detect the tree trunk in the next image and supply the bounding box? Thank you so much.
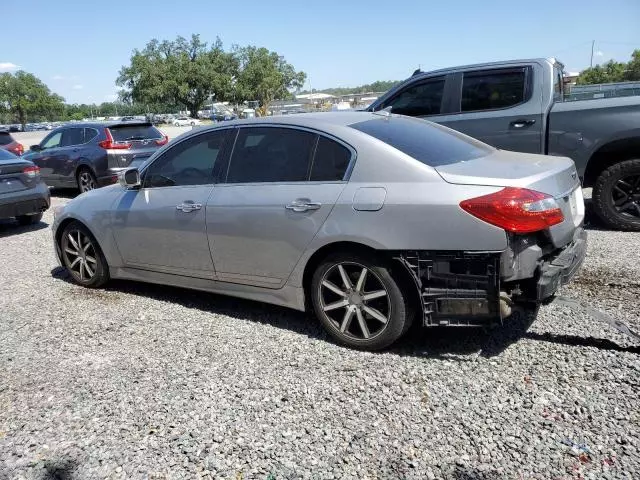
[17,107,26,130]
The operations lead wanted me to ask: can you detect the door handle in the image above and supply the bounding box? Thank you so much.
[285,199,322,212]
[510,119,536,128]
[176,202,202,213]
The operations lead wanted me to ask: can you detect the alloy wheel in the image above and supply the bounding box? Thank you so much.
[612,174,640,219]
[78,171,96,193]
[63,230,98,282]
[319,262,391,340]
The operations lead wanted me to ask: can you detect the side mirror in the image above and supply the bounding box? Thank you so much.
[120,168,141,189]
[30,144,42,152]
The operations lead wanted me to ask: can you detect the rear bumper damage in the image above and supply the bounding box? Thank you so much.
[395,227,587,327]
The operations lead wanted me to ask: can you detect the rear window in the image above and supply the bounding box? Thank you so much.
[349,116,492,167]
[108,124,162,141]
[0,132,14,145]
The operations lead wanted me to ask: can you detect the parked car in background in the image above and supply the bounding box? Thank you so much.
[52,112,585,350]
[0,148,50,225]
[210,106,237,122]
[23,121,168,193]
[0,131,24,156]
[173,116,200,126]
[368,57,640,231]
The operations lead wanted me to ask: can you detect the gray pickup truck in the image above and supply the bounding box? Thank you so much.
[368,58,640,231]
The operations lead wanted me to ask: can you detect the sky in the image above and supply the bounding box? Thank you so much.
[2,0,639,105]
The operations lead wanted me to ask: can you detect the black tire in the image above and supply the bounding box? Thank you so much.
[310,252,413,350]
[592,159,640,231]
[16,212,43,226]
[60,221,109,288]
[76,167,98,193]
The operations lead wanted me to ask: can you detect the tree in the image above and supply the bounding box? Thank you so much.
[117,34,238,118]
[0,71,65,127]
[625,49,640,81]
[234,46,306,116]
[576,49,640,85]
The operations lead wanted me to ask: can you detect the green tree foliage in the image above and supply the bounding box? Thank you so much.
[234,46,306,116]
[576,49,640,85]
[117,34,239,118]
[0,71,65,127]
[300,80,400,96]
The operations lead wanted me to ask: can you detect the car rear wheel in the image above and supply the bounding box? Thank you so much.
[77,168,98,193]
[310,253,413,350]
[16,212,43,226]
[593,159,640,231]
[60,221,109,288]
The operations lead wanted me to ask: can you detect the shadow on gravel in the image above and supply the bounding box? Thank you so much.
[51,267,638,358]
[0,218,49,238]
[41,457,77,480]
[50,188,78,199]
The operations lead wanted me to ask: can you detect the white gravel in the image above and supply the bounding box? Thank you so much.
[1,194,639,480]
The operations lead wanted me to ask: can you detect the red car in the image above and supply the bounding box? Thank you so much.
[0,130,24,156]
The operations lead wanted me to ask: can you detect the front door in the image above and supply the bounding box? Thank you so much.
[437,67,544,154]
[31,130,63,185]
[207,127,352,288]
[111,128,231,278]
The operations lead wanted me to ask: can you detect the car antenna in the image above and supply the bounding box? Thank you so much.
[372,106,393,118]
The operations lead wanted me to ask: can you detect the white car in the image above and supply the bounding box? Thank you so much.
[173,116,200,127]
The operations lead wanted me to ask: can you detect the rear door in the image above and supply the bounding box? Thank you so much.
[438,67,544,153]
[207,126,351,288]
[53,127,85,186]
[111,129,231,278]
[106,123,165,170]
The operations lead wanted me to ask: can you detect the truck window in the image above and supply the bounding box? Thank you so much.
[553,65,564,101]
[382,77,445,116]
[461,69,526,112]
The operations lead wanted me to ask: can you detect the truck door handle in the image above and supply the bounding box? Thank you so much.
[176,202,202,213]
[510,119,536,128]
[285,199,322,212]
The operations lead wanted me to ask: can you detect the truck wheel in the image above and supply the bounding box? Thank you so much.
[310,252,413,350]
[593,159,640,231]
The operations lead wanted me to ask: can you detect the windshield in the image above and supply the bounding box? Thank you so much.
[349,115,493,166]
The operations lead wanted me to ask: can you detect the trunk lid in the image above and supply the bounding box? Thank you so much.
[436,150,584,247]
[105,123,165,169]
[0,158,36,194]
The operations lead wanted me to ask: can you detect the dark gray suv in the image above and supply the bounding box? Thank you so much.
[23,121,168,192]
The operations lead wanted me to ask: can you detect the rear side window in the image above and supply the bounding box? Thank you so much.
[60,128,85,147]
[109,124,162,141]
[461,69,526,112]
[227,127,315,183]
[0,133,14,145]
[310,136,351,181]
[384,77,445,116]
[84,128,99,143]
[350,116,492,167]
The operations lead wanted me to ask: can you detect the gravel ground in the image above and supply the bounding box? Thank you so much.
[1,194,639,480]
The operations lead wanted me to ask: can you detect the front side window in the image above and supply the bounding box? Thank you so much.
[226,127,315,183]
[144,130,228,188]
[310,136,351,181]
[60,128,85,147]
[384,78,445,116]
[461,69,526,112]
[41,131,62,149]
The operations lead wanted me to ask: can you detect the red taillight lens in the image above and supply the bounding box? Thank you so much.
[155,135,168,146]
[460,187,564,234]
[98,128,131,150]
[8,143,24,156]
[23,165,40,178]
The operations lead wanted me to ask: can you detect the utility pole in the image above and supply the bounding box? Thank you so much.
[590,40,595,68]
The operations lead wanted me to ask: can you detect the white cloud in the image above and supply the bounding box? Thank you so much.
[52,74,64,80]
[595,50,604,57]
[0,62,19,71]
[72,84,84,90]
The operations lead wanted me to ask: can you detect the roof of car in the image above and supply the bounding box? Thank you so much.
[51,121,153,129]
[201,111,379,130]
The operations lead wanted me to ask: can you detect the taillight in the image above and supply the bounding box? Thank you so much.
[98,128,131,150]
[23,165,40,178]
[460,187,564,234]
[8,143,24,156]
[155,135,168,146]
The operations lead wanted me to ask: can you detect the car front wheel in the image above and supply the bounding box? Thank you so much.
[310,252,413,350]
[60,221,109,288]
[593,159,640,231]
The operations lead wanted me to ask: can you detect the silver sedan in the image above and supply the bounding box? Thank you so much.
[52,112,586,350]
